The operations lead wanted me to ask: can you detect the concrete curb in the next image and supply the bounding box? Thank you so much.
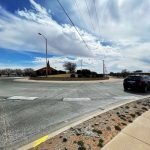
[14,77,123,84]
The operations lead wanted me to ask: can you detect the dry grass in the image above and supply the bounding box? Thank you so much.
[47,74,71,78]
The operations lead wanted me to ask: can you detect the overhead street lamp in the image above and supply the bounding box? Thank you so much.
[38,33,48,77]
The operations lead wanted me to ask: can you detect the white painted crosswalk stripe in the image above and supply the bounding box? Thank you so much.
[63,98,91,101]
[7,96,38,100]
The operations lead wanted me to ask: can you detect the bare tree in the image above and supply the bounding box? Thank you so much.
[63,62,76,73]
[4,69,12,76]
[0,68,35,77]
[15,69,23,76]
[23,68,34,76]
[121,69,129,77]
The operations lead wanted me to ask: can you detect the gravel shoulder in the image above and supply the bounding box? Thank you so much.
[29,97,150,150]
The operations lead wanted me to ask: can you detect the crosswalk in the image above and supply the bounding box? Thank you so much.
[7,96,38,101]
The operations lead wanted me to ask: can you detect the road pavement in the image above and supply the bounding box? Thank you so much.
[0,77,149,149]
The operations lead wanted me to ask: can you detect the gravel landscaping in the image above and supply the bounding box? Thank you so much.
[30,97,150,150]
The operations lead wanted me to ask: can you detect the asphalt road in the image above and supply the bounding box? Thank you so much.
[0,77,149,149]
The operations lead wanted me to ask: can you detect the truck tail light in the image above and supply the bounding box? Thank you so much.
[139,80,144,86]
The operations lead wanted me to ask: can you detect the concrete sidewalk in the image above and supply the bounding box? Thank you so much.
[102,110,150,150]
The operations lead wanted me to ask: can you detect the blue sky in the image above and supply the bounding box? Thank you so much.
[0,0,150,72]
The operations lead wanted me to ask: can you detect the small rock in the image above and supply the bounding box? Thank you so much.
[94,123,99,126]
[62,138,68,142]
[59,135,63,138]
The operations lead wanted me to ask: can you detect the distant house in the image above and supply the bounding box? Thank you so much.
[36,66,57,76]
[35,60,66,76]
[35,61,57,76]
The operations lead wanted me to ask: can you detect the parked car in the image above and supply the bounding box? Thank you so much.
[123,75,150,92]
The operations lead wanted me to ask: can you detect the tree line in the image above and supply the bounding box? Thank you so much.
[0,68,34,76]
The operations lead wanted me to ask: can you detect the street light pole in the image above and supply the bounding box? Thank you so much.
[38,33,48,77]
[45,38,48,77]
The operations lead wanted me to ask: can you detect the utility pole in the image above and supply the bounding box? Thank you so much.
[81,59,83,70]
[103,60,105,76]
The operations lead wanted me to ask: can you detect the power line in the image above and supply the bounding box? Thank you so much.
[73,0,82,22]
[56,0,91,51]
[73,0,88,30]
[84,0,95,33]
[93,0,101,37]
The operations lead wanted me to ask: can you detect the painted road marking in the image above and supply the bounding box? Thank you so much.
[33,135,49,147]
[7,96,38,101]
[114,96,142,100]
[63,98,91,101]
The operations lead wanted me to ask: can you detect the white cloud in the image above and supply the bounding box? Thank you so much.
[33,56,104,73]
[29,0,48,15]
[0,2,93,56]
[0,0,149,72]
[0,1,119,57]
[71,0,150,43]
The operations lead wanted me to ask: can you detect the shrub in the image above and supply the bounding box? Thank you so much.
[121,117,126,121]
[115,125,121,131]
[29,71,37,77]
[78,147,86,150]
[116,112,120,115]
[106,126,111,131]
[76,69,91,77]
[78,74,82,78]
[121,122,127,126]
[128,120,133,123]
[98,74,104,77]
[92,129,102,134]
[125,106,129,109]
[98,139,104,147]
[142,107,148,111]
[70,74,75,78]
[77,141,84,147]
[136,111,141,116]
[77,141,86,150]
[130,114,135,118]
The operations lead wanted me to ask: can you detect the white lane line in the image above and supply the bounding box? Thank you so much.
[7,96,38,101]
[63,98,91,101]
[114,96,142,100]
